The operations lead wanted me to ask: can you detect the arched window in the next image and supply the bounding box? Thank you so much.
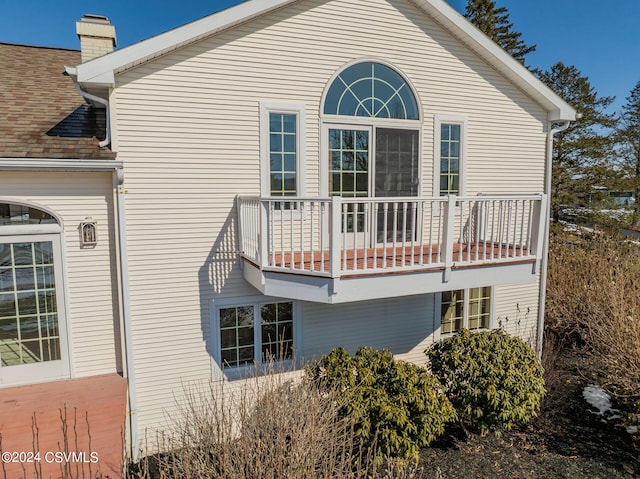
[0,202,67,383]
[322,62,420,212]
[323,62,419,120]
[1,202,58,225]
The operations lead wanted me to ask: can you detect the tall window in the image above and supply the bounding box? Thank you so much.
[218,300,294,369]
[435,117,466,196]
[440,287,492,335]
[0,202,67,383]
[439,124,461,195]
[269,113,297,197]
[260,103,305,198]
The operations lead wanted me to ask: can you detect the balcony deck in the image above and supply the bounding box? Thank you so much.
[238,194,547,303]
[262,242,531,276]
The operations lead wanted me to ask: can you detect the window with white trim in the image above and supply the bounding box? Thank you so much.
[440,287,492,335]
[435,117,466,196]
[260,103,305,199]
[217,300,294,369]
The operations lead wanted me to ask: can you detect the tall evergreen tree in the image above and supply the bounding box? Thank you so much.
[464,0,536,65]
[619,81,640,229]
[535,62,618,221]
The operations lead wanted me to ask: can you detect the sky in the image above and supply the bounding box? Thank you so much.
[1,0,639,113]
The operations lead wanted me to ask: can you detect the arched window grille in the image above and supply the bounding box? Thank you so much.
[323,62,419,120]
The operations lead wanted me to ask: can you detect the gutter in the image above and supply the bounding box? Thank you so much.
[536,120,571,358]
[65,66,111,148]
[0,158,122,171]
[112,169,139,462]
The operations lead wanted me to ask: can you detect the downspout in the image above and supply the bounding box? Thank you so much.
[536,119,571,358]
[65,66,111,148]
[114,168,139,461]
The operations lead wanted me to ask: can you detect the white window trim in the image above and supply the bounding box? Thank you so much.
[260,102,306,198]
[210,295,302,381]
[434,286,495,341]
[319,121,424,197]
[0,233,71,385]
[433,115,467,197]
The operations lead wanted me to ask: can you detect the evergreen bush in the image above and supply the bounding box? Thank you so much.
[306,346,456,462]
[426,329,545,436]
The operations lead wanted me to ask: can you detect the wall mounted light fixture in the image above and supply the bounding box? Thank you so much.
[80,218,98,246]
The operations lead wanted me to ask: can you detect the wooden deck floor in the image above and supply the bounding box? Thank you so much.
[0,374,127,479]
[268,242,530,274]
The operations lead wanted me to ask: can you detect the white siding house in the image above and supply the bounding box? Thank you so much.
[2,0,575,461]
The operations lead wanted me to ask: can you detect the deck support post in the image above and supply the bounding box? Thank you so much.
[329,197,342,278]
[442,194,456,282]
[259,200,269,268]
[531,194,546,274]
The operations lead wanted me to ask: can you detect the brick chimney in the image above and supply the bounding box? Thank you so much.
[76,14,116,63]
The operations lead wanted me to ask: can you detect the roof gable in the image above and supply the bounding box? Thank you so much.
[74,0,575,122]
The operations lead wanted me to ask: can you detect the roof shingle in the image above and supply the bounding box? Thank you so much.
[0,43,116,159]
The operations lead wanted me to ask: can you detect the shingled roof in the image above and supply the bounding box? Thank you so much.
[0,43,115,159]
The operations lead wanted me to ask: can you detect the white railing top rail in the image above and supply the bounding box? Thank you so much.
[238,194,543,203]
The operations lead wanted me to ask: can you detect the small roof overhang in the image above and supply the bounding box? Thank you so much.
[74,0,575,122]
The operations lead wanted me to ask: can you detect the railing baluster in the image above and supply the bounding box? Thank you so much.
[372,202,379,270]
[382,203,389,269]
[410,201,416,266]
[507,200,513,258]
[518,200,525,257]
[342,202,348,272]
[298,201,304,270]
[319,202,325,272]
[458,200,464,263]
[400,201,407,267]
[526,199,534,256]
[391,201,398,268]
[474,199,480,262]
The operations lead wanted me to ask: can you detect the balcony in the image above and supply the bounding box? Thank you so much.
[237,194,547,303]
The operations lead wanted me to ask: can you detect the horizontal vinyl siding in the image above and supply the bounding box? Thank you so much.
[0,172,121,378]
[113,0,549,435]
[494,278,541,347]
[302,294,436,367]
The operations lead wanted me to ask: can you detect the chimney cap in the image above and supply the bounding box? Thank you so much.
[79,14,112,24]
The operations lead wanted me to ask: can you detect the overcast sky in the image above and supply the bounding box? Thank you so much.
[2,0,638,112]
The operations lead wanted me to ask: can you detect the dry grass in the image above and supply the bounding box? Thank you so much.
[126,364,421,479]
[546,232,640,411]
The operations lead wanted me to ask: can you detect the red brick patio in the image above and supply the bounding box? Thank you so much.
[0,374,127,479]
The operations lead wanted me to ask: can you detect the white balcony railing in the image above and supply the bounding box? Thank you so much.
[237,194,546,279]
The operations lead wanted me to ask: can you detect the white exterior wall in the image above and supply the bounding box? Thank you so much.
[302,294,436,366]
[111,0,549,435]
[494,278,541,347]
[0,171,121,378]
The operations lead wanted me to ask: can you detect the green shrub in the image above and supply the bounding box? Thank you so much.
[306,347,456,462]
[426,329,545,436]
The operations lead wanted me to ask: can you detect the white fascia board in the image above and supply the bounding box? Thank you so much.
[410,0,576,122]
[75,0,298,85]
[0,158,123,171]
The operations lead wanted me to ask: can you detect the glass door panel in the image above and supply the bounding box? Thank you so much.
[329,128,370,234]
[0,237,66,384]
[374,128,419,242]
